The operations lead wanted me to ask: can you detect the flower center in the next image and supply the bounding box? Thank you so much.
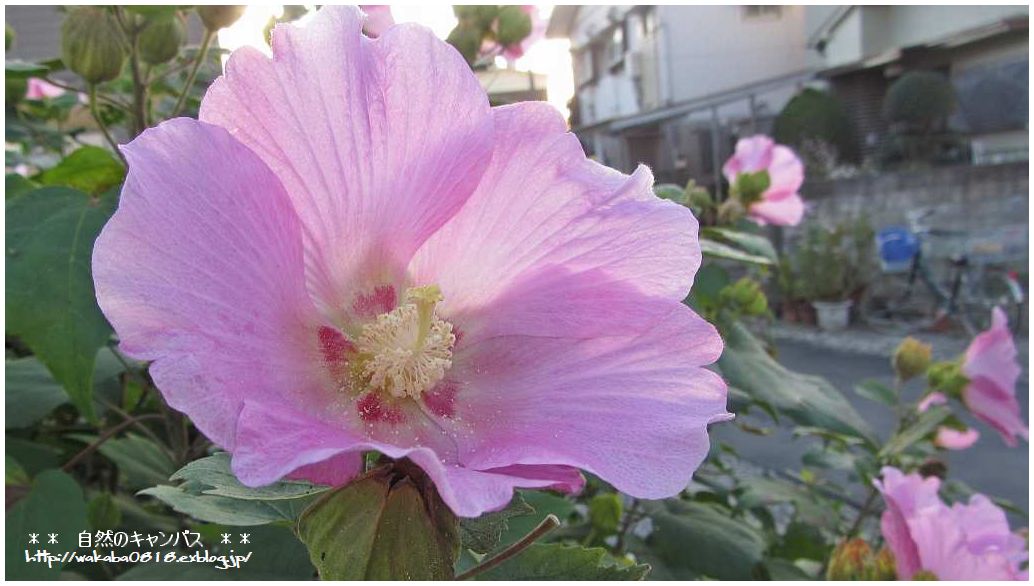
[355,285,455,400]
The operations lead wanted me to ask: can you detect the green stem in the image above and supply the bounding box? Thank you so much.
[172,29,214,117]
[454,514,560,580]
[88,85,126,166]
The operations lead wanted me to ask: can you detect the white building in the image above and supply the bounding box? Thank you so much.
[548,5,813,187]
[806,5,1029,163]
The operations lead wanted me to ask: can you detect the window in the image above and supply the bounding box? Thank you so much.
[641,6,659,37]
[606,23,626,68]
[742,6,782,20]
[574,47,595,86]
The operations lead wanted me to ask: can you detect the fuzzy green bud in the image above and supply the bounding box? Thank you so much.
[720,277,769,317]
[927,361,968,399]
[198,6,246,32]
[893,336,933,382]
[61,7,127,84]
[871,547,897,580]
[913,570,939,580]
[826,538,873,581]
[6,23,14,50]
[496,6,532,46]
[138,15,185,65]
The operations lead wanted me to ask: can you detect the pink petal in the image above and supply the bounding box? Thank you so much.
[763,145,804,199]
[722,135,774,180]
[874,467,942,579]
[917,391,948,413]
[359,5,393,37]
[231,402,585,517]
[409,102,702,313]
[25,77,65,100]
[447,303,729,500]
[963,377,1028,446]
[963,307,1020,391]
[200,5,494,323]
[934,426,980,450]
[747,192,804,226]
[92,119,323,450]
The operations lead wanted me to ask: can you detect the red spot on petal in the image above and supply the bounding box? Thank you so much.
[357,392,405,424]
[423,381,458,418]
[318,326,354,366]
[353,285,397,318]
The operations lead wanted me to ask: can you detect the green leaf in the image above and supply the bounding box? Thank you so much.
[478,543,649,580]
[854,379,898,407]
[298,471,458,580]
[38,146,125,195]
[633,500,766,580]
[588,492,623,534]
[6,173,39,200]
[5,60,48,79]
[702,226,778,263]
[87,492,122,530]
[653,183,687,204]
[6,188,116,422]
[67,433,175,490]
[6,455,30,485]
[737,476,839,529]
[700,237,774,266]
[138,485,312,527]
[170,452,328,501]
[459,493,534,554]
[499,490,575,548]
[5,357,69,428]
[5,437,61,476]
[6,470,88,580]
[718,319,877,446]
[880,405,952,457]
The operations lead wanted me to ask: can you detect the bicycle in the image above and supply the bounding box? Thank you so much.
[864,208,1025,335]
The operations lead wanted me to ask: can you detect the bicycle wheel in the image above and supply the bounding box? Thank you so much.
[959,271,1025,334]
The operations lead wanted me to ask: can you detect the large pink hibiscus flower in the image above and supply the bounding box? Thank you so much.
[92,6,729,518]
[875,466,1027,580]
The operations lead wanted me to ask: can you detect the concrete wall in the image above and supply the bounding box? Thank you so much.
[794,162,1029,265]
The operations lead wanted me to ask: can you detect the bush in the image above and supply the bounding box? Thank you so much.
[883,70,956,132]
[773,88,859,164]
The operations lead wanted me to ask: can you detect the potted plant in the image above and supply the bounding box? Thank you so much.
[793,217,877,331]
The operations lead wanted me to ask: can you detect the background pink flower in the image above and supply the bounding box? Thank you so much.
[875,466,1027,580]
[934,426,980,450]
[961,307,1027,446]
[93,6,729,518]
[722,135,805,226]
[25,77,65,100]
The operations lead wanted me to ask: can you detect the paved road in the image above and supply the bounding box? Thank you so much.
[716,339,1029,519]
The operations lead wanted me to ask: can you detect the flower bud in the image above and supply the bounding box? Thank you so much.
[871,547,897,580]
[826,538,873,581]
[721,277,769,317]
[6,23,14,50]
[927,361,968,399]
[198,6,246,32]
[893,336,932,382]
[495,6,532,47]
[913,570,939,580]
[138,15,185,65]
[717,198,746,224]
[61,7,127,84]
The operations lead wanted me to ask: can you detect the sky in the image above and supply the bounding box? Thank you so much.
[217,5,573,117]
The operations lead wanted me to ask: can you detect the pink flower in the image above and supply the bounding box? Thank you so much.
[93,6,729,518]
[25,77,65,100]
[916,391,947,413]
[722,135,805,226]
[934,426,980,450]
[961,307,1027,446]
[875,467,1027,580]
[359,5,393,38]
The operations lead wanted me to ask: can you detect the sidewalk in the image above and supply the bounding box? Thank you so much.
[769,322,1030,382]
